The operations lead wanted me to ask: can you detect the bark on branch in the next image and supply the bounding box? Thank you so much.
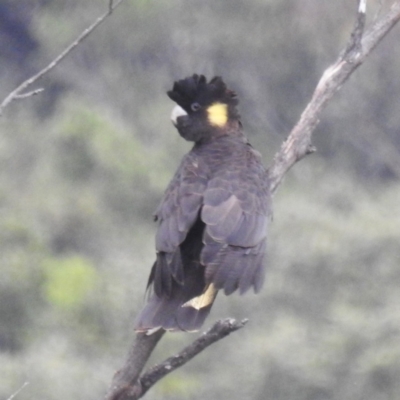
[105,329,165,400]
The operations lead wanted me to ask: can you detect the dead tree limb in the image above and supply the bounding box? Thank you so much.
[268,0,400,194]
[0,0,126,116]
[106,319,247,400]
[105,1,400,399]
[105,330,165,400]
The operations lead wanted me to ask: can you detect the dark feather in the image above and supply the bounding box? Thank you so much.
[227,213,268,247]
[165,250,184,285]
[154,252,172,297]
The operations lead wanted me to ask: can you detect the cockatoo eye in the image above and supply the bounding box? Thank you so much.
[190,102,201,112]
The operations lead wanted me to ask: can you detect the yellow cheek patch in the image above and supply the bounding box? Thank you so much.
[207,102,228,127]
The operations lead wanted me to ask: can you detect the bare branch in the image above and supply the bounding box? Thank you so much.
[6,382,29,400]
[106,319,247,400]
[105,329,165,400]
[109,0,115,13]
[268,0,400,194]
[342,0,366,59]
[0,0,127,116]
[14,89,44,100]
[135,319,248,399]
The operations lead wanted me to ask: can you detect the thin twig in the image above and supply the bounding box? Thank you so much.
[341,0,367,59]
[109,0,115,13]
[0,0,127,116]
[14,89,44,99]
[6,382,29,400]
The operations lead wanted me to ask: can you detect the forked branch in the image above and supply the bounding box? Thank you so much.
[0,0,126,116]
[106,319,247,400]
[268,0,400,194]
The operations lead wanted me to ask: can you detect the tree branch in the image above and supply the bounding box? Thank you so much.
[6,382,29,400]
[14,89,45,100]
[0,0,127,116]
[106,319,247,400]
[105,329,165,400]
[268,0,400,194]
[136,319,247,399]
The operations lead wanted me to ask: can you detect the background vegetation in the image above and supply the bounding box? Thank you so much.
[1,0,400,399]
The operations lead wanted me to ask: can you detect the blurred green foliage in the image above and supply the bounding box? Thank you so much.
[1,0,400,400]
[42,256,97,309]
